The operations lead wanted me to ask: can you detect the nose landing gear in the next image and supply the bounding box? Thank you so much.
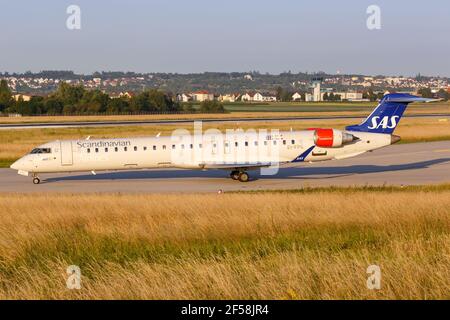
[230,170,249,182]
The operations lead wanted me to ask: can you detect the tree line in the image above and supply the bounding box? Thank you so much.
[0,81,225,115]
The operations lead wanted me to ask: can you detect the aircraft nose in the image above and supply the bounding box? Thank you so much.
[10,159,20,170]
[10,158,27,170]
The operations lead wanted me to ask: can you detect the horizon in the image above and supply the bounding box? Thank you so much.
[1,70,448,79]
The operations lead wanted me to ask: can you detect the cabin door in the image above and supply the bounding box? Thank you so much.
[60,141,73,166]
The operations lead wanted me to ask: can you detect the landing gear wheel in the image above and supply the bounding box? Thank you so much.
[230,170,240,180]
[32,177,40,185]
[238,172,249,182]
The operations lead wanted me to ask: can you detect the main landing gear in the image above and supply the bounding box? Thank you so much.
[230,170,249,182]
[32,174,41,185]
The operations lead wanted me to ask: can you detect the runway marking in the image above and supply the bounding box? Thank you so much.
[433,149,450,153]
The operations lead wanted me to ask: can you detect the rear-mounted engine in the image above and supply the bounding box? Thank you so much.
[313,128,357,148]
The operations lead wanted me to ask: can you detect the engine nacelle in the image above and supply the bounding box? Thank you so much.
[313,128,356,148]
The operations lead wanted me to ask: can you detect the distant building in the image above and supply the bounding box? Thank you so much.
[192,90,214,102]
[241,92,276,102]
[292,92,302,101]
[312,81,321,102]
[219,93,240,102]
[118,91,135,99]
[261,93,277,102]
[13,94,32,102]
[252,92,264,102]
[176,93,193,102]
[304,93,313,102]
[334,91,364,101]
[241,92,253,102]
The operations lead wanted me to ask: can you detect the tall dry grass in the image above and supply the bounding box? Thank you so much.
[0,188,449,299]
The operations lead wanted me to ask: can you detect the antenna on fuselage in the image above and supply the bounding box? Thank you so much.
[86,136,91,140]
[156,132,161,138]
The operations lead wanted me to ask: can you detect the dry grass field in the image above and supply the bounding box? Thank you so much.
[0,185,449,299]
[0,101,448,124]
[1,117,449,167]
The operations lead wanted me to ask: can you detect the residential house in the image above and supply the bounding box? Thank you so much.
[252,92,264,102]
[241,92,254,102]
[192,90,214,102]
[262,93,277,102]
[292,92,302,101]
[109,92,121,99]
[241,92,276,102]
[118,91,135,99]
[219,93,240,102]
[176,93,193,102]
[13,94,32,102]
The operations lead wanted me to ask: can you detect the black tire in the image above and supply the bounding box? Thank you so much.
[230,171,239,180]
[238,172,249,182]
[32,177,40,185]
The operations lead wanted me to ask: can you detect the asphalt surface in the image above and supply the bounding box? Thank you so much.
[1,141,450,193]
[1,113,449,129]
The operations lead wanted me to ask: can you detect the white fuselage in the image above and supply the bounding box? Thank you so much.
[10,130,392,175]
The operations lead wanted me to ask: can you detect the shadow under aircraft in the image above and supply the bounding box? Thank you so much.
[45,158,450,183]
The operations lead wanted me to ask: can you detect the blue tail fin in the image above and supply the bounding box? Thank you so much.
[346,93,434,134]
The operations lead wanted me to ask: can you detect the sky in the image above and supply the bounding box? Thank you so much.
[0,0,449,76]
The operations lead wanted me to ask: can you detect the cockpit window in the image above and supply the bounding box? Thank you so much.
[30,148,51,154]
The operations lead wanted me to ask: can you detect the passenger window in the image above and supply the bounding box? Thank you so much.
[172,145,176,149]
[273,141,277,145]
[235,142,238,147]
[199,143,202,148]
[264,141,268,146]
[190,144,193,149]
[143,146,147,151]
[163,145,166,150]
[87,148,90,153]
[153,145,156,150]
[225,142,229,147]
[134,146,137,151]
[181,144,185,149]
[291,140,295,145]
[105,148,108,152]
[115,147,118,152]
[245,141,248,147]
[283,140,286,145]
[254,141,258,146]
[124,147,127,151]
[95,148,99,153]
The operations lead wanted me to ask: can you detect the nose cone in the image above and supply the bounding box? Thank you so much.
[10,158,29,171]
[10,160,20,170]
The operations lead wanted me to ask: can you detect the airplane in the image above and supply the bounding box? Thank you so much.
[10,93,434,184]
